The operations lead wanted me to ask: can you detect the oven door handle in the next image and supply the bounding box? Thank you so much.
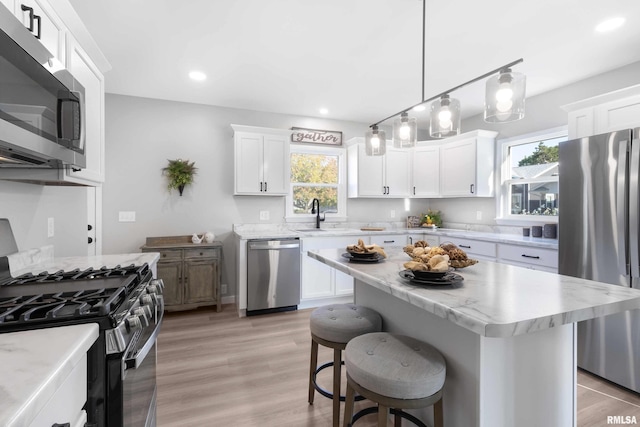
[124,301,164,370]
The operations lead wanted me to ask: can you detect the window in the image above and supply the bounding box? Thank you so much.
[497,127,567,224]
[286,144,346,221]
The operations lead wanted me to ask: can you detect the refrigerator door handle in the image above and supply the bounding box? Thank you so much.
[629,138,640,279]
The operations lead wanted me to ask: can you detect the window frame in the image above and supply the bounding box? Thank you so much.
[495,126,567,226]
[285,143,347,223]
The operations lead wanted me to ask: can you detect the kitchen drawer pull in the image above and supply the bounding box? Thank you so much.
[459,245,471,249]
[21,5,34,32]
[383,240,395,243]
[521,254,541,259]
[33,14,41,39]
[52,423,71,427]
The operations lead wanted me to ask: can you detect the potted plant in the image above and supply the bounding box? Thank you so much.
[420,209,442,228]
[163,159,197,196]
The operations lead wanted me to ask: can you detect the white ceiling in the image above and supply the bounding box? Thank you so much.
[68,0,640,126]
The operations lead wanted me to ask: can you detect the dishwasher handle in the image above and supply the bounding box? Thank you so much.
[249,240,300,250]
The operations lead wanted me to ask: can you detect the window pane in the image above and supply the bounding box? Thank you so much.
[291,154,338,184]
[509,136,563,170]
[510,182,558,215]
[292,186,337,214]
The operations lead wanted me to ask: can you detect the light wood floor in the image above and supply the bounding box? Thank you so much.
[157,306,640,426]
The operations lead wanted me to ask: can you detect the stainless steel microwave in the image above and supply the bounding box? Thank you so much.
[0,4,85,168]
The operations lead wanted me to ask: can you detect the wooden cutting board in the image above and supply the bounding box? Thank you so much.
[360,227,385,231]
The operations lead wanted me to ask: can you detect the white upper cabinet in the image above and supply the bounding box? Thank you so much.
[564,85,640,139]
[18,0,65,63]
[412,145,439,197]
[439,130,497,198]
[347,141,411,198]
[232,125,291,196]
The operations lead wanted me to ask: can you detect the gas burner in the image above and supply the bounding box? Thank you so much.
[1,263,147,286]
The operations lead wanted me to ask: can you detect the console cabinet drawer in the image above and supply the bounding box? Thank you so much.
[443,237,496,259]
[184,248,220,259]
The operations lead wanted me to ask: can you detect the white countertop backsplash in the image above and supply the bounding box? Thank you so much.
[233,222,558,249]
[0,323,99,427]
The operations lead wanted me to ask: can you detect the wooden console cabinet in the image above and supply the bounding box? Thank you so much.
[141,236,222,312]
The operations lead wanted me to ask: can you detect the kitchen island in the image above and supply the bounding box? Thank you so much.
[308,248,640,427]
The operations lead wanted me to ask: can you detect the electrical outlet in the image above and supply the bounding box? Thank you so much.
[118,211,136,222]
[47,217,54,237]
[221,284,228,294]
[390,210,396,218]
[476,211,483,221]
[259,211,270,220]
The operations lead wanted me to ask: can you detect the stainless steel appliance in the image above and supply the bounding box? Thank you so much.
[0,263,164,427]
[247,238,300,315]
[559,128,640,393]
[0,4,85,168]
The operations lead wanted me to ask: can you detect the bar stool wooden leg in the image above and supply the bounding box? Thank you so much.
[394,410,402,426]
[308,339,318,404]
[378,405,388,427]
[333,348,341,427]
[433,398,444,427]
[343,382,356,427]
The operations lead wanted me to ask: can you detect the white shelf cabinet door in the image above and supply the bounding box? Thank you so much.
[16,0,66,64]
[412,145,440,197]
[235,133,264,194]
[65,36,105,183]
[354,144,385,196]
[385,148,412,197]
[440,137,477,197]
[595,95,640,134]
[262,134,289,195]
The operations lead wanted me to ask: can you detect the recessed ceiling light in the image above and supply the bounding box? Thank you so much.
[595,17,625,33]
[319,108,329,115]
[412,105,426,112]
[189,71,207,81]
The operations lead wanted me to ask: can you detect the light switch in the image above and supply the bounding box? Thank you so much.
[119,211,136,222]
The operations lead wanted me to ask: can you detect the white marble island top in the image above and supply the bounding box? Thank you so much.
[308,248,640,337]
[0,323,98,427]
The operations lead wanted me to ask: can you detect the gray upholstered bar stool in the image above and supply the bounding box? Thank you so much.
[309,304,383,427]
[343,332,446,427]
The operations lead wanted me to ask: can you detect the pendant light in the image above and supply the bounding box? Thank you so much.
[484,68,526,122]
[365,125,386,156]
[393,112,417,148]
[429,94,460,138]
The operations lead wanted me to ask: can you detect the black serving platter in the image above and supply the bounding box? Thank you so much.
[341,252,384,263]
[398,270,464,286]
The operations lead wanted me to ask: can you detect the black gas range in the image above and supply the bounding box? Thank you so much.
[0,263,164,427]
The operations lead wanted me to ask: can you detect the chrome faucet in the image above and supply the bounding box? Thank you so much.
[311,198,325,229]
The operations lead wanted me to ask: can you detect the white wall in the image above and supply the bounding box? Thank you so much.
[0,181,87,256]
[102,94,427,296]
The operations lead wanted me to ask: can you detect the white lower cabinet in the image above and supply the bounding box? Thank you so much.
[369,234,403,248]
[29,353,87,427]
[301,236,356,299]
[498,243,558,272]
[443,237,497,261]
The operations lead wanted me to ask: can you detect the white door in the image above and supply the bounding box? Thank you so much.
[385,148,411,197]
[262,134,288,195]
[440,138,476,197]
[235,133,264,194]
[413,146,440,197]
[357,144,385,196]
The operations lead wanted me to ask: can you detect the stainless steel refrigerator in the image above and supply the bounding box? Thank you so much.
[559,128,640,393]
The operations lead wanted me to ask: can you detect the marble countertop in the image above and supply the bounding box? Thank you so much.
[233,224,558,249]
[0,323,99,427]
[7,248,160,278]
[308,248,640,338]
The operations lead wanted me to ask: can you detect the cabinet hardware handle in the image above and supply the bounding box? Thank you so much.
[52,423,71,427]
[521,254,540,259]
[383,240,395,243]
[409,237,413,244]
[413,186,416,195]
[21,5,34,32]
[459,245,471,249]
[88,224,93,231]
[470,184,475,194]
[88,237,93,244]
[260,181,263,192]
[33,14,41,39]
[264,182,267,192]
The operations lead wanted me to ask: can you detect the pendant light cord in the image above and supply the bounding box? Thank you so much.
[421,0,425,102]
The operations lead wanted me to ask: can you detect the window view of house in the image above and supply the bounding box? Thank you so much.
[508,136,565,216]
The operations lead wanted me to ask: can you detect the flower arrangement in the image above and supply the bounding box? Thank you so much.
[420,209,442,227]
[163,159,197,196]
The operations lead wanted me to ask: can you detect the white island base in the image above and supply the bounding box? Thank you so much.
[356,281,575,427]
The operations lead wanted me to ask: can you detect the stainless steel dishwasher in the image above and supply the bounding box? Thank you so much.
[247,238,301,315]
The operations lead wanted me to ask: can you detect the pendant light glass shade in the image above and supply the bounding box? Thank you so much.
[484,68,526,123]
[429,94,461,138]
[392,112,417,148]
[365,125,386,156]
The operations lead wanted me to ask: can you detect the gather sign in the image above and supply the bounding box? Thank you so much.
[291,127,342,146]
